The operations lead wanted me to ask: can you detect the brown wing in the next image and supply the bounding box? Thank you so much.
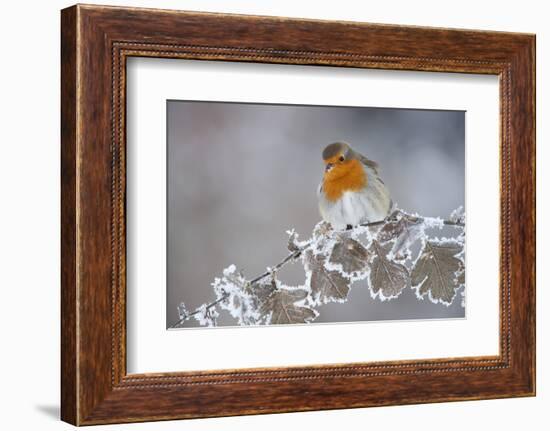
[357,154,379,174]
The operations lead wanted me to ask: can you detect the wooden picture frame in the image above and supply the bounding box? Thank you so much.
[61,4,535,425]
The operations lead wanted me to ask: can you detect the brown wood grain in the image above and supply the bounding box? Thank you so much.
[61,4,535,425]
[60,5,78,425]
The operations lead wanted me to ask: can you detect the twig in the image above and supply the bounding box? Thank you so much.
[359,219,388,228]
[443,219,465,227]
[171,294,229,329]
[249,249,304,285]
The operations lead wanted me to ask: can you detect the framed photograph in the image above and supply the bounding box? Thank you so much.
[61,4,535,425]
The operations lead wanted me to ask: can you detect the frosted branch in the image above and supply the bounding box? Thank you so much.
[171,206,465,329]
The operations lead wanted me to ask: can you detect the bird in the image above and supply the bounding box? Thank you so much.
[317,141,392,230]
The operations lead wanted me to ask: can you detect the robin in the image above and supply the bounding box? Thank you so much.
[318,141,392,230]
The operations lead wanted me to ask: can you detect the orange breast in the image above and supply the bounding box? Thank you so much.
[322,159,367,202]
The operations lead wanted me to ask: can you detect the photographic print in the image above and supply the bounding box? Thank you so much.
[61,7,535,423]
[168,101,465,329]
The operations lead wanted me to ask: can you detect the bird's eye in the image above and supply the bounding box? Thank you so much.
[339,156,345,162]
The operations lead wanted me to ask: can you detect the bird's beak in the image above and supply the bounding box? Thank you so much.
[325,163,334,172]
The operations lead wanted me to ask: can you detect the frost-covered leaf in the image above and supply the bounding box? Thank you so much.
[305,249,351,304]
[368,241,410,300]
[450,206,466,225]
[251,277,277,303]
[248,276,278,320]
[455,258,466,308]
[455,258,465,287]
[286,229,307,253]
[411,240,463,305]
[456,268,465,286]
[212,264,260,325]
[329,237,370,275]
[260,285,317,325]
[312,221,333,238]
[378,213,424,259]
[193,304,219,327]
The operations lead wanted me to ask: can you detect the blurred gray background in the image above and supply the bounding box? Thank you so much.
[167,101,465,328]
